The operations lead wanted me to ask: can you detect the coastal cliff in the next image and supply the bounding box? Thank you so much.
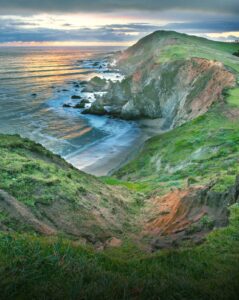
[83,31,237,129]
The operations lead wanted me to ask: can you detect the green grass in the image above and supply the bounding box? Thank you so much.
[123,30,239,73]
[226,87,239,106]
[157,42,239,73]
[101,177,148,192]
[115,103,239,193]
[0,204,238,299]
[0,135,95,207]
[0,134,139,236]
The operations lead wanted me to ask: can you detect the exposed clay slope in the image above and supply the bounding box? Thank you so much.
[142,176,239,250]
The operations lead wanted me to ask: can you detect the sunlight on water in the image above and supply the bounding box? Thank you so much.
[0,46,140,175]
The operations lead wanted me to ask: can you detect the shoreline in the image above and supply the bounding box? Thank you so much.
[81,132,145,176]
[80,117,166,177]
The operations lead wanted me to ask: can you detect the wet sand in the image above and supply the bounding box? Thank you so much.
[81,134,145,176]
[82,117,166,176]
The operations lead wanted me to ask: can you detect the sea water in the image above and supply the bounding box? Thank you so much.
[0,46,140,175]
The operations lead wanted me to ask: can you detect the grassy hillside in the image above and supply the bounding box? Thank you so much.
[119,31,239,73]
[0,204,238,299]
[1,110,239,298]
[115,102,239,194]
[1,104,239,299]
[0,134,141,241]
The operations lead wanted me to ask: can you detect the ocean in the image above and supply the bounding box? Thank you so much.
[0,46,140,175]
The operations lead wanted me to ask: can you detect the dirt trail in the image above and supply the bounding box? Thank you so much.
[0,189,56,235]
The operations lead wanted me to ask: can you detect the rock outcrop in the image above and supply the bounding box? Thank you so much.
[83,31,236,129]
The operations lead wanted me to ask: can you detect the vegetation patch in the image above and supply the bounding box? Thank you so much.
[226,87,239,107]
[0,204,238,299]
[115,104,239,194]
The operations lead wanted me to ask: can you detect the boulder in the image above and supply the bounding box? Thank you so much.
[74,103,85,109]
[63,103,72,108]
[105,237,122,248]
[71,95,82,99]
[82,103,107,115]
[73,99,91,109]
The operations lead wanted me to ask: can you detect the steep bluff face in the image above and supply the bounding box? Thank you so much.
[83,31,236,129]
[86,57,235,128]
[85,58,235,128]
[143,177,239,250]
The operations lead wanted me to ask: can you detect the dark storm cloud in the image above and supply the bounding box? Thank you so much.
[0,0,238,15]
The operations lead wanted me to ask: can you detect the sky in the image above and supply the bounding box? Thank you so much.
[0,0,239,46]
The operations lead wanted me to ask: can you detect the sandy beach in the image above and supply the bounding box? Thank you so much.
[81,117,166,176]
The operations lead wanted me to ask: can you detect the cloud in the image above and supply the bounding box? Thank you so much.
[0,17,165,43]
[0,0,238,15]
[0,21,157,43]
[8,21,37,26]
[162,21,239,33]
[62,23,72,27]
[0,16,238,44]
